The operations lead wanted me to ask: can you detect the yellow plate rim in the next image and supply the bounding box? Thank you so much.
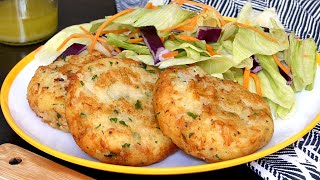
[1,20,320,175]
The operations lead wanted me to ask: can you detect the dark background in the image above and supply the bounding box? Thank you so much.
[0,0,262,179]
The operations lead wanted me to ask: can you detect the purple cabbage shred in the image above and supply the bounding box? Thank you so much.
[250,55,263,74]
[140,26,169,64]
[55,43,87,61]
[196,26,222,43]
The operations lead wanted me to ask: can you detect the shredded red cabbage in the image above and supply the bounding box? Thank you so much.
[279,61,293,85]
[250,55,263,74]
[140,26,169,64]
[56,43,87,61]
[196,26,222,43]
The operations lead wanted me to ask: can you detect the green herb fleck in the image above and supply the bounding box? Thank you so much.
[187,112,198,119]
[109,61,113,66]
[104,152,117,157]
[56,122,61,127]
[139,63,147,69]
[80,112,86,118]
[146,69,156,74]
[80,81,84,86]
[110,118,118,123]
[215,154,221,160]
[128,118,133,122]
[95,124,101,129]
[135,100,142,110]
[155,141,158,143]
[56,113,61,119]
[155,112,160,120]
[119,121,128,127]
[189,132,195,138]
[92,75,98,80]
[114,110,119,114]
[122,143,130,148]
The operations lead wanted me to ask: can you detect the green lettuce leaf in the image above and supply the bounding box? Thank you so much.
[112,4,196,31]
[106,33,150,55]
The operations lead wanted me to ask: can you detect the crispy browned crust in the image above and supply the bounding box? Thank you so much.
[27,50,106,132]
[153,66,274,163]
[65,58,177,166]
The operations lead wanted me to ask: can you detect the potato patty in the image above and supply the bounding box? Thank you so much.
[153,66,274,163]
[27,50,106,132]
[65,58,177,166]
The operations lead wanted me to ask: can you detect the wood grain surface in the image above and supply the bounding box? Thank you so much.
[0,143,94,180]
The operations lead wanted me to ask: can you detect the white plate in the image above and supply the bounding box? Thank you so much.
[1,46,320,175]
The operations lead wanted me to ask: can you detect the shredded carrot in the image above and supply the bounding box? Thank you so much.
[235,22,277,43]
[243,68,251,89]
[176,35,200,42]
[249,73,262,96]
[89,8,135,53]
[128,29,140,38]
[57,33,106,51]
[272,54,290,75]
[102,44,113,55]
[182,1,225,26]
[101,29,129,34]
[79,26,90,34]
[170,34,176,40]
[205,44,217,56]
[114,47,122,53]
[145,2,157,9]
[160,37,165,43]
[129,37,144,43]
[162,51,179,59]
[175,26,195,31]
[160,15,198,33]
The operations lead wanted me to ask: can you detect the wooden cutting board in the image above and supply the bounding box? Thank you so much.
[0,143,94,180]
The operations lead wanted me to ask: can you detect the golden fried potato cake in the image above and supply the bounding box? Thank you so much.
[65,58,177,166]
[153,66,274,163]
[27,50,106,132]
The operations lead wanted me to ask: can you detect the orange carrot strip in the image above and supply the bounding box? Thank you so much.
[145,2,153,8]
[272,54,290,75]
[160,15,198,33]
[129,37,144,43]
[128,29,140,38]
[145,2,157,9]
[175,26,195,31]
[79,26,90,34]
[89,8,135,53]
[170,34,176,40]
[162,51,179,59]
[114,47,122,53]
[205,44,217,56]
[182,1,225,26]
[176,35,200,42]
[101,29,130,34]
[243,68,251,89]
[57,33,106,51]
[235,22,278,43]
[249,73,262,96]
[160,37,165,43]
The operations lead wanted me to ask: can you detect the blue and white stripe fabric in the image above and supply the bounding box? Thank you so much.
[115,1,320,179]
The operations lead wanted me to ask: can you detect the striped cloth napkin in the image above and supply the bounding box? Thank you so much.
[115,1,320,179]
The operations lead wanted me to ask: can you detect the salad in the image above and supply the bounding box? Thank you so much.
[36,0,317,119]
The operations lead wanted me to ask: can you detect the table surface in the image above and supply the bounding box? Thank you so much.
[0,1,263,179]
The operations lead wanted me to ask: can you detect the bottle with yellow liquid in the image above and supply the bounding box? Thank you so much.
[0,0,58,45]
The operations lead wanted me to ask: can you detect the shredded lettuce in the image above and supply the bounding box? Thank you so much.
[112,4,196,31]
